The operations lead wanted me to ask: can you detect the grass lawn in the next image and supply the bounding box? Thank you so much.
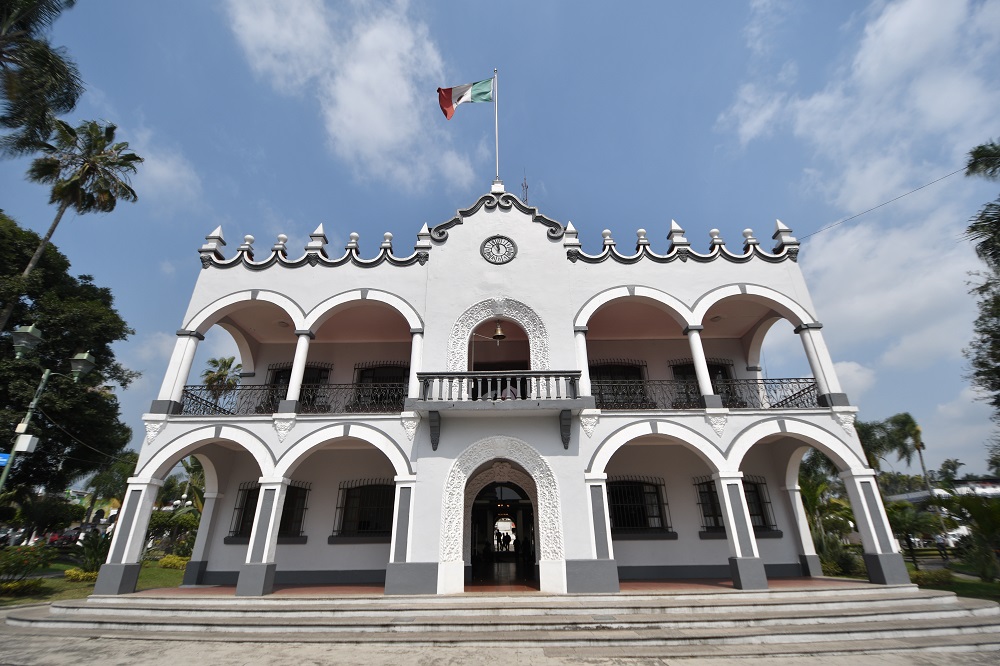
[905,561,1000,603]
[0,565,185,608]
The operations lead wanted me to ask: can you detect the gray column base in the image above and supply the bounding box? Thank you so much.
[864,552,911,585]
[566,559,620,593]
[149,399,183,415]
[236,562,276,596]
[384,562,438,595]
[277,399,298,413]
[182,560,208,586]
[93,563,141,595]
[729,556,768,590]
[799,554,823,577]
[699,395,724,408]
[818,392,851,407]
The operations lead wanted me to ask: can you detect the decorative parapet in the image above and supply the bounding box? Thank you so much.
[566,219,800,264]
[429,192,565,243]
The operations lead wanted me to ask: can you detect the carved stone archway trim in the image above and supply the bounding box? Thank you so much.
[463,462,538,562]
[440,436,563,562]
[447,297,549,371]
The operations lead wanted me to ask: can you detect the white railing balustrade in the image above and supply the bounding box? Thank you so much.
[417,371,581,402]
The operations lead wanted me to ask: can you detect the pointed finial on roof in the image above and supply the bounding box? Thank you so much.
[305,224,329,259]
[199,226,227,260]
[772,219,799,254]
[415,223,432,251]
[667,220,689,251]
[562,221,581,248]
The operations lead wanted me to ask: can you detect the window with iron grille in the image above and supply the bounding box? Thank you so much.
[332,479,394,538]
[607,476,673,535]
[693,475,778,535]
[228,480,311,540]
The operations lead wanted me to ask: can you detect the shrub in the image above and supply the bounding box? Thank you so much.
[63,567,99,583]
[0,544,55,583]
[911,568,955,586]
[77,530,112,573]
[0,578,45,596]
[158,555,190,570]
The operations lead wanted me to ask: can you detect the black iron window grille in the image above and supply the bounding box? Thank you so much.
[332,478,394,538]
[694,474,778,535]
[228,480,311,539]
[607,476,672,533]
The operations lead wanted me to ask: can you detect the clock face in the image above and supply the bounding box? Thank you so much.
[481,235,517,264]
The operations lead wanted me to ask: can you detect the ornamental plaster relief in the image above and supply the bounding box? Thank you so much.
[273,416,296,443]
[400,412,420,441]
[447,297,550,371]
[707,414,727,438]
[836,412,857,435]
[143,421,165,445]
[439,436,564,563]
[462,462,538,562]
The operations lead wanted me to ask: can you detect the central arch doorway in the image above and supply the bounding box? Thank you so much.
[469,482,537,587]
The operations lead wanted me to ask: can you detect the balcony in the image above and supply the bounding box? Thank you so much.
[180,383,406,416]
[592,378,818,410]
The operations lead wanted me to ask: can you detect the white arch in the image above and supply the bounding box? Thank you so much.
[692,284,814,328]
[274,422,412,478]
[462,462,538,562]
[184,290,306,334]
[305,289,423,331]
[447,297,549,371]
[574,285,694,329]
[136,425,275,481]
[588,420,727,474]
[725,418,868,473]
[440,436,563,562]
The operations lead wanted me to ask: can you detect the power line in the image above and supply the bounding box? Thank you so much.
[35,406,123,461]
[800,156,1000,241]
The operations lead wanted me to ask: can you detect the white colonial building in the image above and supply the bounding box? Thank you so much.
[96,185,908,597]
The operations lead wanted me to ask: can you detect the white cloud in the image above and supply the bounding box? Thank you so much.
[225,0,475,191]
[833,360,876,400]
[922,386,995,470]
[159,261,176,277]
[132,128,203,211]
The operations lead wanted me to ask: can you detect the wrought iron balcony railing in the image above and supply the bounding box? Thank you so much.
[180,383,406,416]
[416,371,581,402]
[592,378,818,410]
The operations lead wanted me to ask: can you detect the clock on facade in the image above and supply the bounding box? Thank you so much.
[480,235,517,264]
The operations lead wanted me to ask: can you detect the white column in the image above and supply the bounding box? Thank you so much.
[574,327,591,396]
[245,478,289,566]
[189,492,222,563]
[105,477,164,565]
[714,472,759,559]
[795,324,831,396]
[784,484,817,558]
[283,331,314,404]
[389,479,416,563]
[840,469,898,555]
[805,326,843,394]
[166,331,203,404]
[408,329,424,399]
[684,325,715,398]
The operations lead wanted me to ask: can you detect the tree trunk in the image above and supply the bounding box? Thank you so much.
[0,201,71,332]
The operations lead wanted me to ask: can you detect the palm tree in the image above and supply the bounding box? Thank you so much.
[885,501,941,571]
[0,0,83,155]
[201,356,242,401]
[0,118,142,331]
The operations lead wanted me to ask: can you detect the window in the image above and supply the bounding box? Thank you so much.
[228,480,311,541]
[589,360,653,409]
[607,476,674,537]
[332,479,394,539]
[351,363,408,412]
[693,475,779,537]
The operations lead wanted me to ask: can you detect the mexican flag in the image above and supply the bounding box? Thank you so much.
[437,78,493,120]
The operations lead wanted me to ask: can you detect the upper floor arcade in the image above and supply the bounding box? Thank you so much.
[146,192,849,423]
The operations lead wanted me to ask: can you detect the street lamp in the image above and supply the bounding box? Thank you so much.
[0,325,96,494]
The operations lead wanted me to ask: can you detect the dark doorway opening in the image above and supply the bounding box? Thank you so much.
[469,482,537,586]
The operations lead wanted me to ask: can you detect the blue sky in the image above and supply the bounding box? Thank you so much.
[2,0,999,476]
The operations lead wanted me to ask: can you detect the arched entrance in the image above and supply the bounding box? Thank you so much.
[469,481,537,586]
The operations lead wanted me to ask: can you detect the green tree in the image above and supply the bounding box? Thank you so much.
[0,213,135,492]
[885,501,939,571]
[936,459,964,489]
[938,494,1000,582]
[85,450,138,521]
[201,356,241,400]
[0,118,143,332]
[855,413,919,473]
[0,0,82,156]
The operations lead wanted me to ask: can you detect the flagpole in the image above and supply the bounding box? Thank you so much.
[493,68,499,184]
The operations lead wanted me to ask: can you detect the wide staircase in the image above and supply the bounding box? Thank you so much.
[6,583,1000,658]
